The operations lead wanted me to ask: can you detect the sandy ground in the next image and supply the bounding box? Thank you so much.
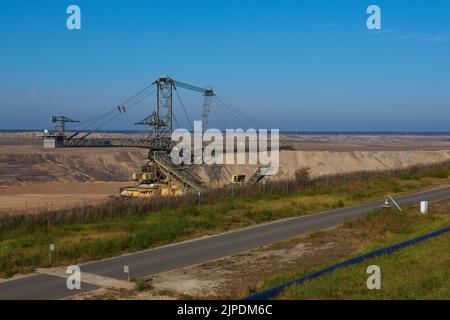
[282,134,450,151]
[0,182,131,213]
[1,133,449,213]
[0,136,147,212]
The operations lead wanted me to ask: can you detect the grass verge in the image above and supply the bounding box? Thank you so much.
[256,203,450,299]
[279,232,450,299]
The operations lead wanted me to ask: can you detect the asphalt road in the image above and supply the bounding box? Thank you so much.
[0,274,98,300]
[1,185,450,300]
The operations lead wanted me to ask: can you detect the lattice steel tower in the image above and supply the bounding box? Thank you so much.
[146,76,174,152]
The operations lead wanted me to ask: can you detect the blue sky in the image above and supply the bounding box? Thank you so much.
[0,0,449,131]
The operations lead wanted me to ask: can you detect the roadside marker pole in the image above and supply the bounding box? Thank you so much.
[49,244,55,266]
[420,201,428,214]
[124,266,130,281]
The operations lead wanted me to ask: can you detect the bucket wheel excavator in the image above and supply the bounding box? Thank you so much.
[120,76,214,197]
[44,75,285,198]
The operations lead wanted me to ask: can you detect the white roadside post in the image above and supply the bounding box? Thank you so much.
[382,197,390,209]
[124,265,130,282]
[420,201,428,214]
[49,244,55,266]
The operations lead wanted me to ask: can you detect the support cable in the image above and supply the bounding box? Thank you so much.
[172,113,180,129]
[69,85,155,139]
[173,86,193,131]
[215,98,248,129]
[79,89,156,139]
[215,98,252,128]
[212,105,227,130]
[216,96,267,129]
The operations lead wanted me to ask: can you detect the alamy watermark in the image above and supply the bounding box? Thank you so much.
[367,4,382,30]
[366,265,381,290]
[66,265,81,290]
[66,5,81,30]
[170,121,280,176]
[66,4,382,32]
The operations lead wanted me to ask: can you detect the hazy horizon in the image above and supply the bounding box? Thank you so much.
[1,0,449,131]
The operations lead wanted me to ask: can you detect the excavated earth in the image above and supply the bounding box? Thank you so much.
[0,132,449,212]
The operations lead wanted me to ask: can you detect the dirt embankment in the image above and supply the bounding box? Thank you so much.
[0,146,147,185]
[1,134,450,185]
[195,149,450,184]
[275,150,450,179]
[0,143,148,212]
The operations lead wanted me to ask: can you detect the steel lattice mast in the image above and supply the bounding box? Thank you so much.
[142,76,214,152]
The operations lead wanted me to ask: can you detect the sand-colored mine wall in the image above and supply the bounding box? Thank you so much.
[0,148,147,185]
[196,150,450,184]
[1,146,450,186]
[276,150,450,179]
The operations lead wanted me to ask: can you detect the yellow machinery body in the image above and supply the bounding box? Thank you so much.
[119,151,266,199]
[119,152,206,198]
[120,183,184,198]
